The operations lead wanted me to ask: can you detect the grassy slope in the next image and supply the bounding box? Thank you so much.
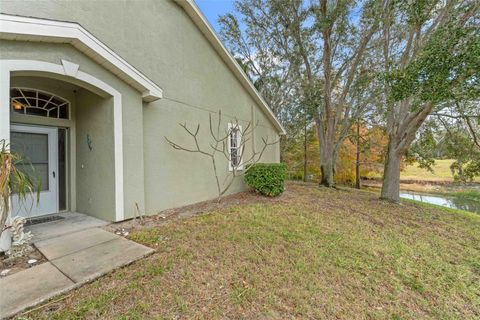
[25,183,480,319]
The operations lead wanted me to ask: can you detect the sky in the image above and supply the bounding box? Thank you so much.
[196,0,235,33]
[196,0,363,35]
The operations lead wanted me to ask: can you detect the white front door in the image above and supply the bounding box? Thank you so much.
[10,125,58,217]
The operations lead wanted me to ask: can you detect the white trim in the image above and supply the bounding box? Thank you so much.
[61,59,79,78]
[175,0,286,135]
[0,67,10,145]
[0,14,163,102]
[0,59,124,221]
[227,123,243,171]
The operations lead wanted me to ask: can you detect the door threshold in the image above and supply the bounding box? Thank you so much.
[25,214,65,226]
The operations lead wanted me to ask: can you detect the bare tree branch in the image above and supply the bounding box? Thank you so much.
[165,110,279,200]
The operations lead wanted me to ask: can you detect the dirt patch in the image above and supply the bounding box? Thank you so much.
[0,245,47,278]
[103,189,273,236]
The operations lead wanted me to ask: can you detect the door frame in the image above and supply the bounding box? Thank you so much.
[10,124,59,217]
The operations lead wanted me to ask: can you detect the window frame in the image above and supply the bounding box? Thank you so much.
[227,122,243,171]
[10,87,71,120]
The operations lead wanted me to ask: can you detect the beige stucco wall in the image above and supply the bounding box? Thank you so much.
[1,0,281,218]
[75,90,116,220]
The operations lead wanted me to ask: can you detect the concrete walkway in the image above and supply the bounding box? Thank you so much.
[0,226,154,319]
[26,211,108,242]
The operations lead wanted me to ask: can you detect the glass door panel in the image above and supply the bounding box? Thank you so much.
[11,132,50,191]
[10,125,58,217]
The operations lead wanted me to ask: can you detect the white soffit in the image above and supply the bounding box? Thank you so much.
[174,0,286,135]
[0,14,163,102]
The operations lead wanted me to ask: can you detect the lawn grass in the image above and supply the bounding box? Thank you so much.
[401,159,456,181]
[450,190,480,201]
[22,183,480,319]
[400,159,480,183]
[368,159,480,183]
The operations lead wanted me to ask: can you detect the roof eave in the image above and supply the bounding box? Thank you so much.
[0,14,163,102]
[174,0,286,135]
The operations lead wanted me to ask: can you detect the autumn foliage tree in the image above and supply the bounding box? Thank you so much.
[284,124,387,185]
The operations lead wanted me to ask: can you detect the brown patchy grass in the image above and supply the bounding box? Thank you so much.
[20,182,480,319]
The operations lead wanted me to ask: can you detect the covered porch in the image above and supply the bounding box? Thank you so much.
[1,70,122,222]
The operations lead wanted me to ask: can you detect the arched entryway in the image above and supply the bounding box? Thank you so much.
[0,60,124,221]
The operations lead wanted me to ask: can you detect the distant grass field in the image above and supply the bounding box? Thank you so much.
[364,159,480,192]
[367,159,457,182]
[401,159,456,182]
[400,159,480,183]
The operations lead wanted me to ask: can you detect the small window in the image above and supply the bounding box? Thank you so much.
[10,87,70,120]
[228,123,243,171]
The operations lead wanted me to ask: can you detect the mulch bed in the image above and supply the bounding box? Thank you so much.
[0,245,47,278]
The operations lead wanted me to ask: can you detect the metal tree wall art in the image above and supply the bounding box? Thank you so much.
[165,110,278,199]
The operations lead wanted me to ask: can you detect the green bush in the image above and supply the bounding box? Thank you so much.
[244,163,287,197]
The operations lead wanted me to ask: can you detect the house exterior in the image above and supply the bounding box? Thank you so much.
[0,0,285,222]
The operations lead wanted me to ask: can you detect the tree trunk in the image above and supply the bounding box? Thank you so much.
[457,160,464,181]
[355,121,361,189]
[303,124,307,182]
[315,115,336,187]
[319,140,335,187]
[380,140,401,202]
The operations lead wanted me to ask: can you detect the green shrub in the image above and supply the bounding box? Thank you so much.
[244,163,287,197]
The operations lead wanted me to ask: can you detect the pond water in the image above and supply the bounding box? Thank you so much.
[400,191,480,214]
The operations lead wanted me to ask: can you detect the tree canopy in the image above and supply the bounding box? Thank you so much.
[219,0,479,200]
